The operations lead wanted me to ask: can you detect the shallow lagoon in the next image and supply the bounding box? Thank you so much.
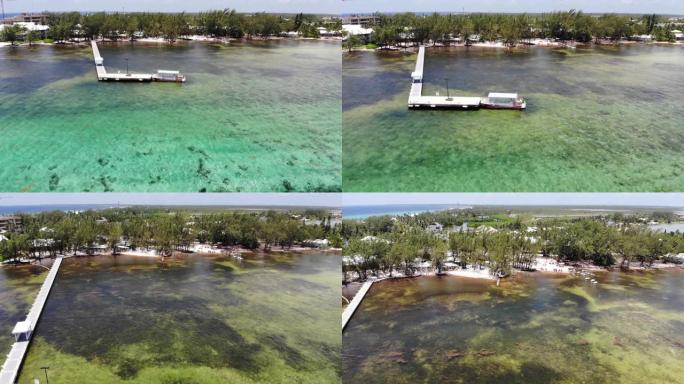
[16,252,340,384]
[343,45,684,192]
[0,40,341,192]
[343,270,684,383]
[0,265,46,357]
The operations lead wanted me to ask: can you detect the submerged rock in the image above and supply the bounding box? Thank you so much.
[380,351,408,364]
[446,351,465,360]
[475,349,496,357]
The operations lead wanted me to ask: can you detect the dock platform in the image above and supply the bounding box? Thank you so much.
[342,280,374,330]
[90,41,184,83]
[0,257,63,384]
[408,46,482,109]
[408,45,525,110]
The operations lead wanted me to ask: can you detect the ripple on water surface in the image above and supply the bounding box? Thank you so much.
[0,41,341,192]
[17,252,341,383]
[343,45,684,191]
[342,270,684,384]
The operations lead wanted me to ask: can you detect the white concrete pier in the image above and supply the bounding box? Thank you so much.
[407,45,524,110]
[342,280,374,330]
[0,257,63,384]
[408,46,482,109]
[91,40,152,82]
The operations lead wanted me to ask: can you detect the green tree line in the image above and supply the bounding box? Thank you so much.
[0,24,42,45]
[342,210,684,282]
[361,11,680,48]
[0,208,342,262]
[8,10,341,43]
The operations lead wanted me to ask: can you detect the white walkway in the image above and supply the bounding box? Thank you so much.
[342,280,373,330]
[91,40,153,82]
[408,45,483,109]
[0,256,63,384]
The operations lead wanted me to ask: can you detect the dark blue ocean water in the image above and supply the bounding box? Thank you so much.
[343,204,459,219]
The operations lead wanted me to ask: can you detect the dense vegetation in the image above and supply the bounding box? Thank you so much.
[342,210,684,281]
[355,11,682,48]
[0,208,342,262]
[1,10,342,43]
[0,24,42,45]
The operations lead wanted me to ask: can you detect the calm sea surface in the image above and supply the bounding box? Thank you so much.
[343,270,684,383]
[649,222,684,232]
[343,204,459,219]
[343,45,684,192]
[12,252,340,383]
[0,40,341,192]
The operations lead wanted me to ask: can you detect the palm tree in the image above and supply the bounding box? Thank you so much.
[26,30,40,46]
[344,34,361,52]
[1,24,26,45]
[108,223,123,256]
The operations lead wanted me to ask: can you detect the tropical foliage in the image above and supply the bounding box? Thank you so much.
[359,11,682,48]
[0,24,26,45]
[342,210,684,282]
[0,208,341,262]
[38,11,341,43]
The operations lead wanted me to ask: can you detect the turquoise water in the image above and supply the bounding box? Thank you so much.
[343,45,684,192]
[343,204,457,219]
[0,40,341,192]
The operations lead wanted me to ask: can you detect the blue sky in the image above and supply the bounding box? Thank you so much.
[341,0,684,14]
[7,0,683,14]
[5,0,340,14]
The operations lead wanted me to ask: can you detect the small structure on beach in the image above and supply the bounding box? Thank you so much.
[672,30,684,41]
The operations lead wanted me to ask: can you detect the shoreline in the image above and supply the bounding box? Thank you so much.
[1,245,341,267]
[344,39,683,53]
[343,257,683,287]
[0,35,342,49]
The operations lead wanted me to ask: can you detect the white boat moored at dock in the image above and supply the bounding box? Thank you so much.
[481,92,527,110]
[153,70,187,83]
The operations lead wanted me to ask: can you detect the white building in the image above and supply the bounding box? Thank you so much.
[342,24,373,42]
[317,27,341,37]
[476,226,498,234]
[427,223,443,233]
[305,239,329,248]
[360,235,390,244]
[0,22,50,39]
[632,34,653,42]
[672,30,684,41]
